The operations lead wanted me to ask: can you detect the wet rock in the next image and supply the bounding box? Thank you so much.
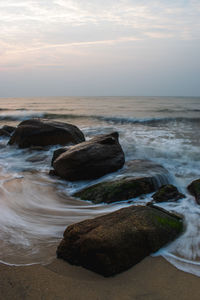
[74,160,169,203]
[26,154,47,163]
[0,125,16,137]
[8,119,85,148]
[0,129,10,137]
[2,125,16,134]
[152,184,185,203]
[188,179,200,205]
[53,132,125,181]
[51,147,68,166]
[74,177,155,204]
[57,205,183,277]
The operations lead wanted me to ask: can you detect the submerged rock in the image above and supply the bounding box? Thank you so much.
[53,132,125,181]
[188,179,200,205]
[57,205,183,277]
[152,184,185,203]
[74,160,169,203]
[8,119,85,148]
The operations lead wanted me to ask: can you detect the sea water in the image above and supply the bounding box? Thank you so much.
[0,96,200,276]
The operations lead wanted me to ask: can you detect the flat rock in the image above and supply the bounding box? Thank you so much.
[74,160,169,203]
[57,205,183,277]
[188,179,200,205]
[152,184,185,203]
[8,119,85,148]
[53,132,125,181]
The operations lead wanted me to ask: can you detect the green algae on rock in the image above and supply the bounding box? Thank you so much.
[57,205,183,277]
[74,176,156,204]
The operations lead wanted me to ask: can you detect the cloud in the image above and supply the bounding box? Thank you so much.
[0,0,200,70]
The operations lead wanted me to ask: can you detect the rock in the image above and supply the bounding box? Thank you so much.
[188,179,200,205]
[51,147,68,166]
[2,125,15,134]
[0,129,10,137]
[74,177,155,204]
[73,160,169,203]
[0,125,16,137]
[26,154,47,163]
[53,132,125,181]
[8,119,85,148]
[57,205,183,277]
[152,184,185,203]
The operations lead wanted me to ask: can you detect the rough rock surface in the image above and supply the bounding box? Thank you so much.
[74,160,169,203]
[53,132,125,181]
[57,205,183,277]
[188,179,200,205]
[74,177,155,204]
[152,184,185,203]
[8,119,85,148]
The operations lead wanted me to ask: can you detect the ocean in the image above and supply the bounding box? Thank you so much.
[0,96,200,276]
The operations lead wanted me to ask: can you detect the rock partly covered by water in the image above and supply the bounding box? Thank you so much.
[57,205,183,277]
[8,119,85,148]
[0,125,16,137]
[53,132,125,181]
[74,160,169,203]
[152,184,185,203]
[188,179,200,205]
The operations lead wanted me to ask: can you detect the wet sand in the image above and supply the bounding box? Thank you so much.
[0,256,199,300]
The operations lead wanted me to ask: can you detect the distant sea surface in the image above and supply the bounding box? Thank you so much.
[0,96,200,276]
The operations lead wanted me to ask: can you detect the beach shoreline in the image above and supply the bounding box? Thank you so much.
[0,256,199,300]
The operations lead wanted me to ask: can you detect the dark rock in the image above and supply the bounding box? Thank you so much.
[2,125,16,134]
[152,184,185,203]
[53,132,125,181]
[51,147,69,166]
[74,160,169,203]
[0,125,16,137]
[0,129,10,137]
[188,179,200,205]
[74,177,155,204]
[8,119,85,148]
[57,205,183,277]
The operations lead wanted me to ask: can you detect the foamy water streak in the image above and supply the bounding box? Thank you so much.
[0,96,200,277]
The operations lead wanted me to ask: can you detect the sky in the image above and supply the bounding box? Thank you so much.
[0,0,200,97]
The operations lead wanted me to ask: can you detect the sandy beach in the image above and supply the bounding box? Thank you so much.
[0,256,199,300]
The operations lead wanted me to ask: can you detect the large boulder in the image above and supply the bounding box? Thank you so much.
[188,179,200,205]
[53,132,125,181]
[74,160,169,203]
[152,184,185,203]
[8,119,85,148]
[57,205,183,277]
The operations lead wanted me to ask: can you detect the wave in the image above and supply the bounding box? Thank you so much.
[1,110,200,125]
[46,113,200,125]
[0,111,45,121]
[156,108,200,113]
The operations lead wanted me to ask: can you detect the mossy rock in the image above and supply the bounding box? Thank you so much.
[152,184,185,203]
[57,205,183,277]
[74,176,156,204]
